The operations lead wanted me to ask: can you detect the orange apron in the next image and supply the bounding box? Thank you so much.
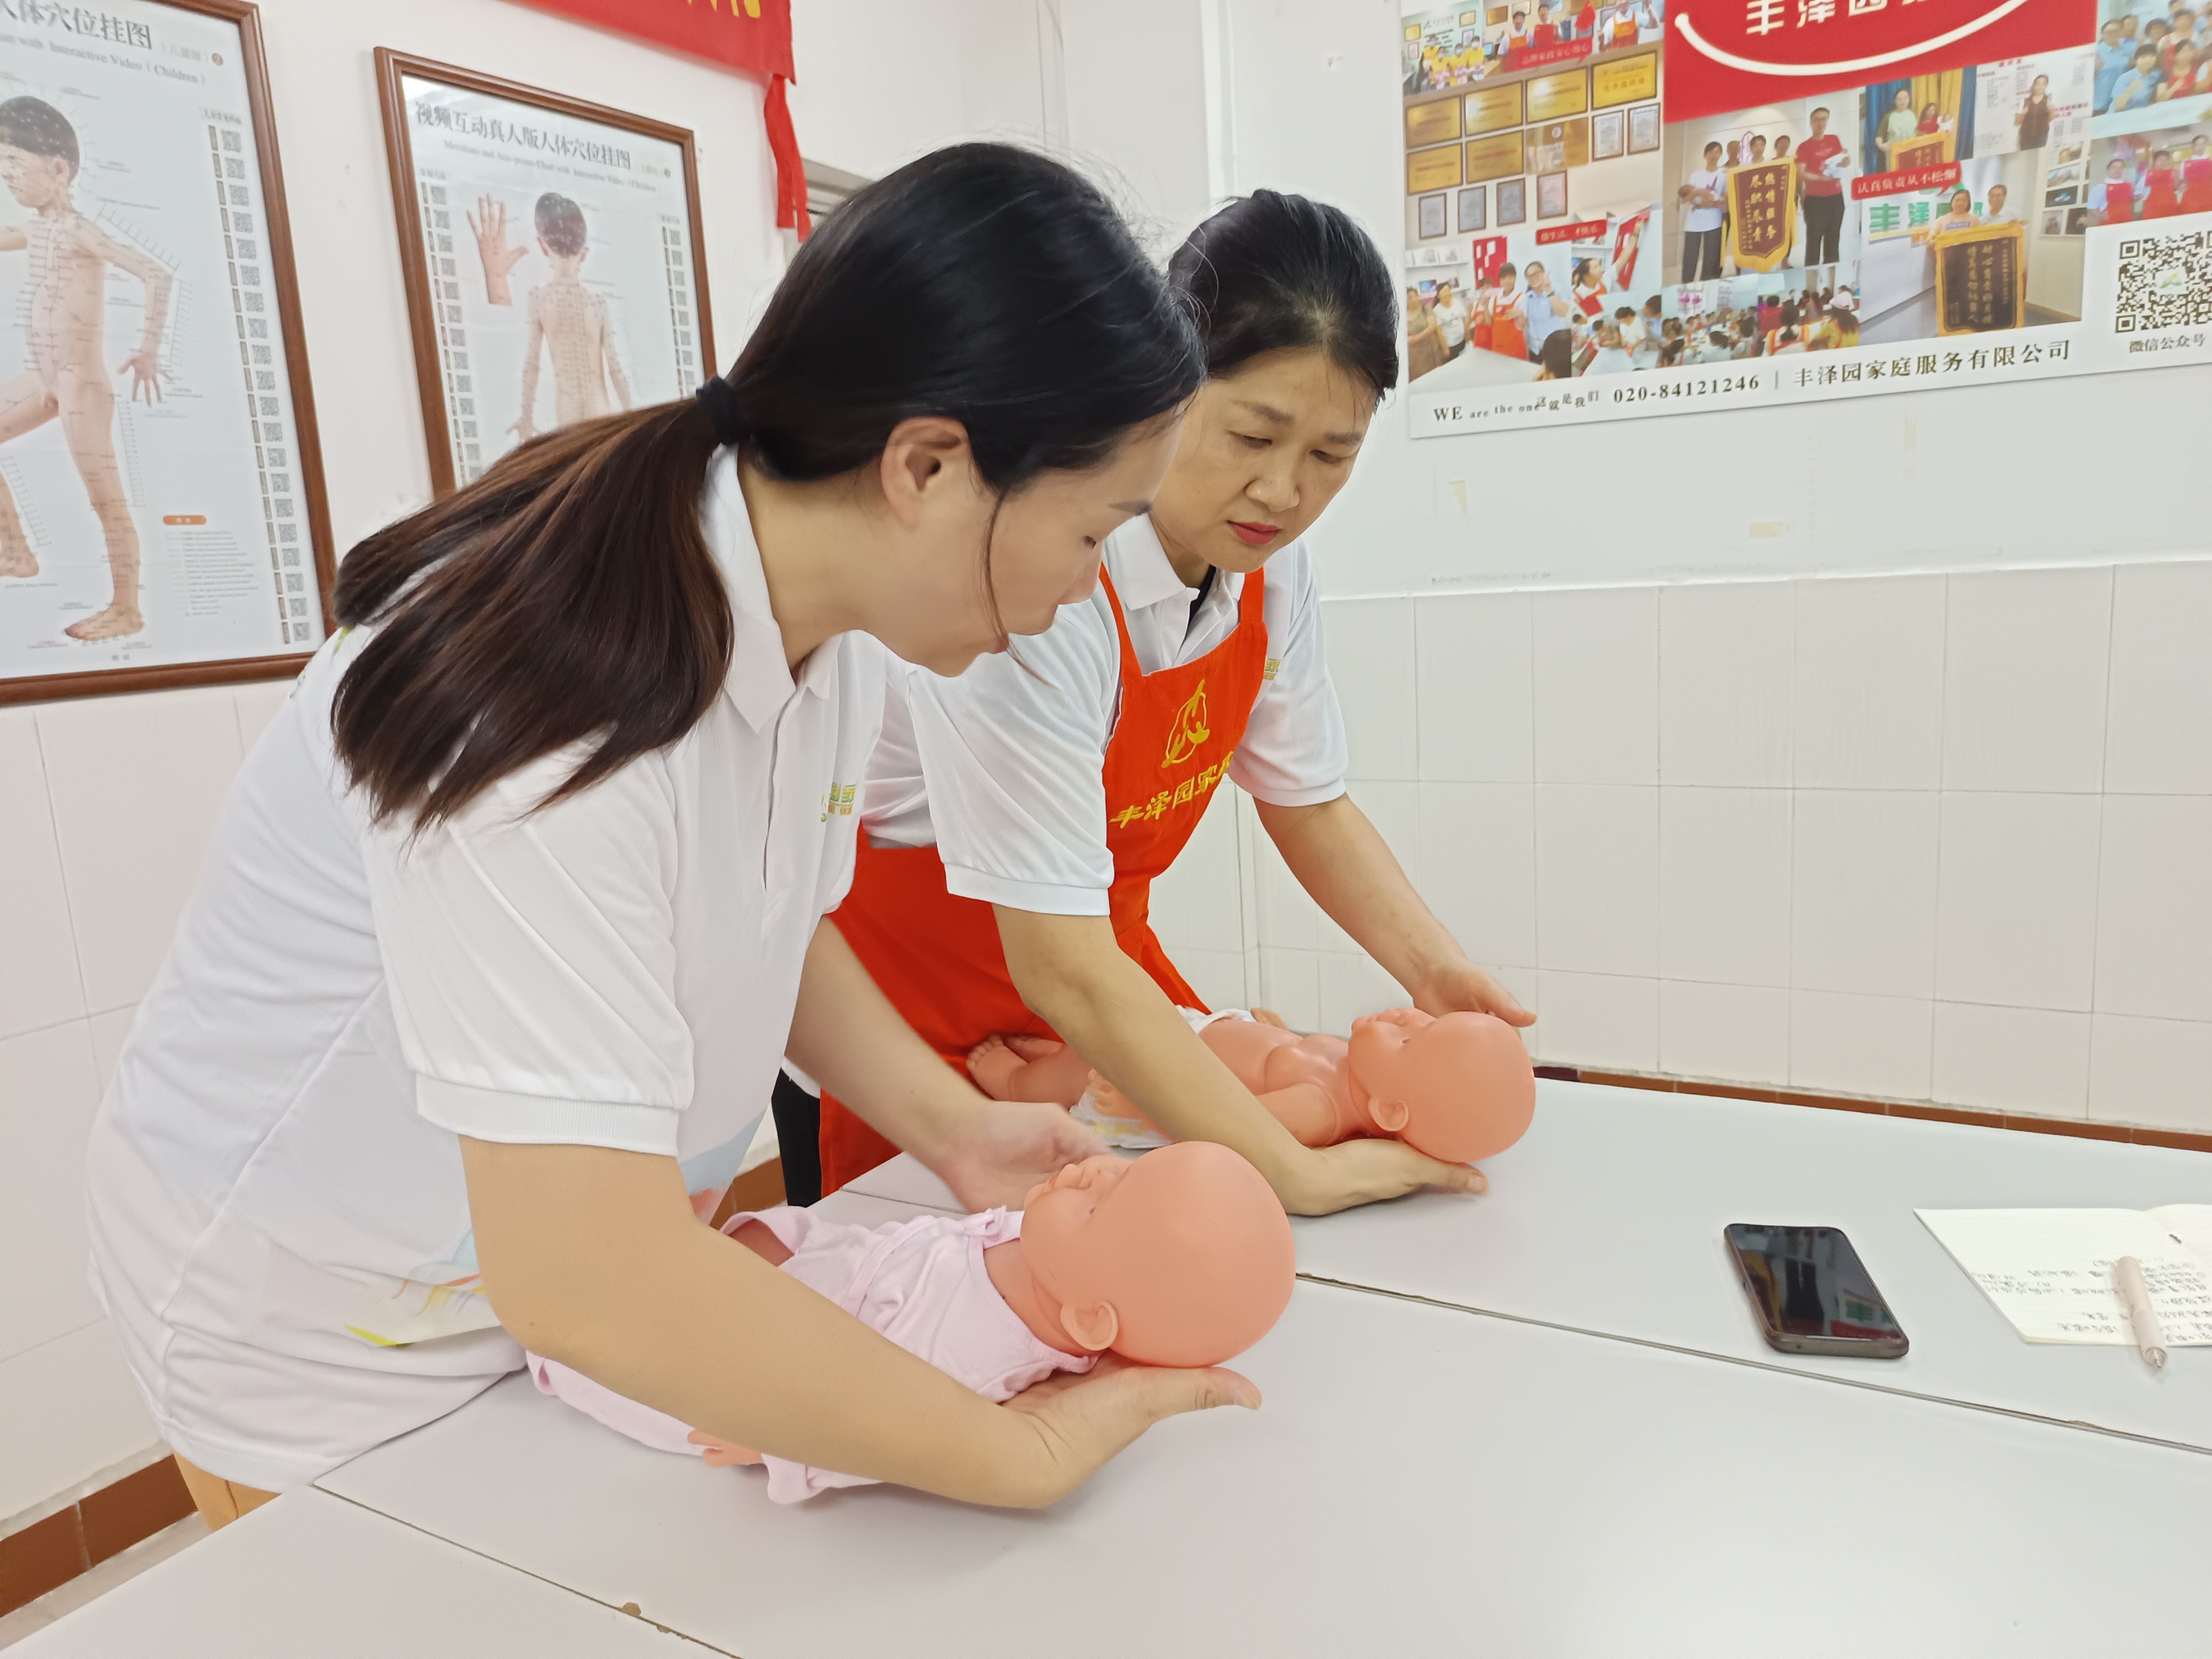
[817,566,1270,1194]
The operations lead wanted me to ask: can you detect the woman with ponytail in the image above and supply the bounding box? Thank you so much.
[86,145,1241,1520]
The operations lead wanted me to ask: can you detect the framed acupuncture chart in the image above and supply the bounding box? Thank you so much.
[0,0,335,706]
[375,50,716,497]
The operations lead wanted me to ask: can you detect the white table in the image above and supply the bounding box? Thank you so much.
[12,1487,701,1657]
[847,1083,2212,1452]
[318,1218,2212,1658]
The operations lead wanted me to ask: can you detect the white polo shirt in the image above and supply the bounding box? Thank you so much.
[862,514,1348,916]
[84,450,884,1491]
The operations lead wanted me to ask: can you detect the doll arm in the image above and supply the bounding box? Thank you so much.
[1252,1082,1346,1149]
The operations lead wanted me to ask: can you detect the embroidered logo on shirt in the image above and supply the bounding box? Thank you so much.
[1161,681,1212,766]
[1262,656,1281,681]
[820,782,857,822]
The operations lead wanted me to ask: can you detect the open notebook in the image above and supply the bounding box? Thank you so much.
[1917,1207,2212,1346]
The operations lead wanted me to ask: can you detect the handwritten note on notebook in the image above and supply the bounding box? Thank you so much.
[1916,1207,2212,1346]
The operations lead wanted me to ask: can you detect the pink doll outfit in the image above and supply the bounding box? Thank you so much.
[528,1204,1091,1503]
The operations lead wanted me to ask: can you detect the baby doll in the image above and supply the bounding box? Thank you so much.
[530,1141,1294,1504]
[969,1005,1535,1165]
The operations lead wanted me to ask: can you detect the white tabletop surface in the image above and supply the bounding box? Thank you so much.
[11,1487,701,1657]
[320,1195,2212,1659]
[846,1084,2212,1451]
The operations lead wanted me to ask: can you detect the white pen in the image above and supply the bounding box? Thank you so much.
[2113,1256,2168,1371]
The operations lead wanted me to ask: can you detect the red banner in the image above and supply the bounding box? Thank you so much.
[1662,0,2098,124]
[1538,217,1613,244]
[508,0,810,235]
[1504,36,1595,72]
[1851,161,1961,199]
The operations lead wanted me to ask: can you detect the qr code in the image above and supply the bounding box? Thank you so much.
[2115,230,2212,332]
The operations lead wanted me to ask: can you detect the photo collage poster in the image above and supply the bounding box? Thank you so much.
[0,0,324,687]
[1399,0,2211,435]
[396,72,706,489]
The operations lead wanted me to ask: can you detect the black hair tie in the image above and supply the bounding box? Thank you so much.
[695,375,746,446]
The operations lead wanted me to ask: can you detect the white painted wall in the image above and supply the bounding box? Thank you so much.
[0,0,1030,1533]
[790,0,1065,181]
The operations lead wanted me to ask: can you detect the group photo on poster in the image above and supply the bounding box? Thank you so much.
[1402,0,2211,435]
[1401,5,1666,390]
[0,0,330,700]
[378,53,713,494]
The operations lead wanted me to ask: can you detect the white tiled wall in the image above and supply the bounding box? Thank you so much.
[1157,559,2212,1134]
[0,680,292,1525]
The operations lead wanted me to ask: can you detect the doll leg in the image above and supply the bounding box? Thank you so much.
[965,1034,1094,1106]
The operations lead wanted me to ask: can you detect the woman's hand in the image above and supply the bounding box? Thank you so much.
[926,1097,1108,1212]
[1412,956,1534,1027]
[1277,1138,1486,1218]
[995,1354,1259,1506]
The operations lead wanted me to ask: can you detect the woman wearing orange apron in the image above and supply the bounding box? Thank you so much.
[810,193,1533,1217]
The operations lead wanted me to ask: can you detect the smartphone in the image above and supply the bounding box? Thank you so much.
[1724,1223,1909,1359]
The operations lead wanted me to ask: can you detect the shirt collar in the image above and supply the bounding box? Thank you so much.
[1104,512,1243,613]
[701,449,821,731]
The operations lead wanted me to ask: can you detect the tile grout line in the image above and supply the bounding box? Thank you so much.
[1293,1272,2212,1460]
[27,710,95,1031]
[2084,565,2122,1117]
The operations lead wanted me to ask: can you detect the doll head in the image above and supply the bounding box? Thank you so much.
[1019,1144,1295,1368]
[1345,1008,1536,1165]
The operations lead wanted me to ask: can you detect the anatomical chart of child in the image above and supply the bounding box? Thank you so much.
[375,53,714,495]
[0,0,332,704]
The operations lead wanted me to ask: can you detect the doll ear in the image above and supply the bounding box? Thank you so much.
[1370,1095,1412,1134]
[1060,1300,1120,1353]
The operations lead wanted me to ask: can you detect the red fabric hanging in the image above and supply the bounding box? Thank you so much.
[508,0,811,237]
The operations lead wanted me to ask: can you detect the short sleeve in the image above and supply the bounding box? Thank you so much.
[893,594,1120,916]
[1231,549,1349,807]
[363,748,691,1155]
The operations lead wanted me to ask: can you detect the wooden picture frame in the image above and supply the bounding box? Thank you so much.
[1627,102,1662,154]
[0,0,336,707]
[1498,175,1529,225]
[1592,108,1627,160]
[375,50,716,498]
[1418,191,1450,239]
[1457,185,1488,232]
[1537,170,1569,219]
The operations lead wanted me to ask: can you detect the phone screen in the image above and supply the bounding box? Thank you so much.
[1725,1224,1909,1358]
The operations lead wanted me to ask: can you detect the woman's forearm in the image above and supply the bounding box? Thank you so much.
[789,919,988,1167]
[993,907,1308,1190]
[461,1137,1053,1506]
[1255,794,1467,997]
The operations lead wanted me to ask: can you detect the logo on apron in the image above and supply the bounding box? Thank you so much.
[1162,680,1211,766]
